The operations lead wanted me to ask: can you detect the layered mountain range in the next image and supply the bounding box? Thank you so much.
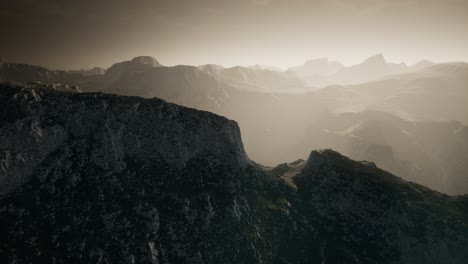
[1,83,467,263]
[1,55,467,195]
[287,54,435,87]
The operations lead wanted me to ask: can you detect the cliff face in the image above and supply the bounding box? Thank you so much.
[0,82,271,264]
[0,83,467,264]
[0,82,248,196]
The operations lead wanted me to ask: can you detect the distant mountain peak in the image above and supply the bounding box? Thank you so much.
[105,56,162,79]
[288,58,345,80]
[131,56,161,67]
[362,53,386,64]
[304,58,329,65]
[198,64,225,74]
[248,64,282,71]
[410,59,435,70]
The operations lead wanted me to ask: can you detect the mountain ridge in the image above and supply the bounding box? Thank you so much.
[0,82,467,263]
[1,58,468,195]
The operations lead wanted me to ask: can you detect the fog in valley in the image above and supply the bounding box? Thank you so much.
[2,54,467,195]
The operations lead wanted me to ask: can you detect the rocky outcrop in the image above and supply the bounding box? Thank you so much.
[0,83,467,263]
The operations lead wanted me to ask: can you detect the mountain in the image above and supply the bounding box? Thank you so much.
[410,60,435,71]
[131,56,162,67]
[304,110,468,194]
[198,64,225,75]
[288,55,415,87]
[274,150,468,263]
[0,57,229,113]
[0,60,87,85]
[289,58,345,76]
[332,62,468,122]
[1,82,467,263]
[328,54,409,85]
[69,67,106,77]
[288,58,345,86]
[204,65,309,92]
[84,62,236,113]
[0,58,467,195]
[224,63,468,193]
[248,64,283,72]
[103,56,162,82]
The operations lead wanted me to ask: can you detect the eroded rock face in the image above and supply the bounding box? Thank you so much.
[0,83,467,264]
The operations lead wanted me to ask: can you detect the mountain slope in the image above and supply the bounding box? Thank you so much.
[0,83,467,263]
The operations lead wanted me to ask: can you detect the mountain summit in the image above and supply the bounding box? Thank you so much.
[329,54,408,85]
[362,53,386,64]
[103,56,163,82]
[288,58,345,85]
[131,56,162,67]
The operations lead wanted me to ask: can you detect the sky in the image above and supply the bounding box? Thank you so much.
[1,0,467,70]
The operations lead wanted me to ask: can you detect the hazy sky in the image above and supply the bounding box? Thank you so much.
[1,0,467,70]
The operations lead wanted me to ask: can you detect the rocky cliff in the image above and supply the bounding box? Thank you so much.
[0,83,467,263]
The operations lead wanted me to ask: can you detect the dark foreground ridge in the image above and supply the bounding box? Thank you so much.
[0,83,467,263]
